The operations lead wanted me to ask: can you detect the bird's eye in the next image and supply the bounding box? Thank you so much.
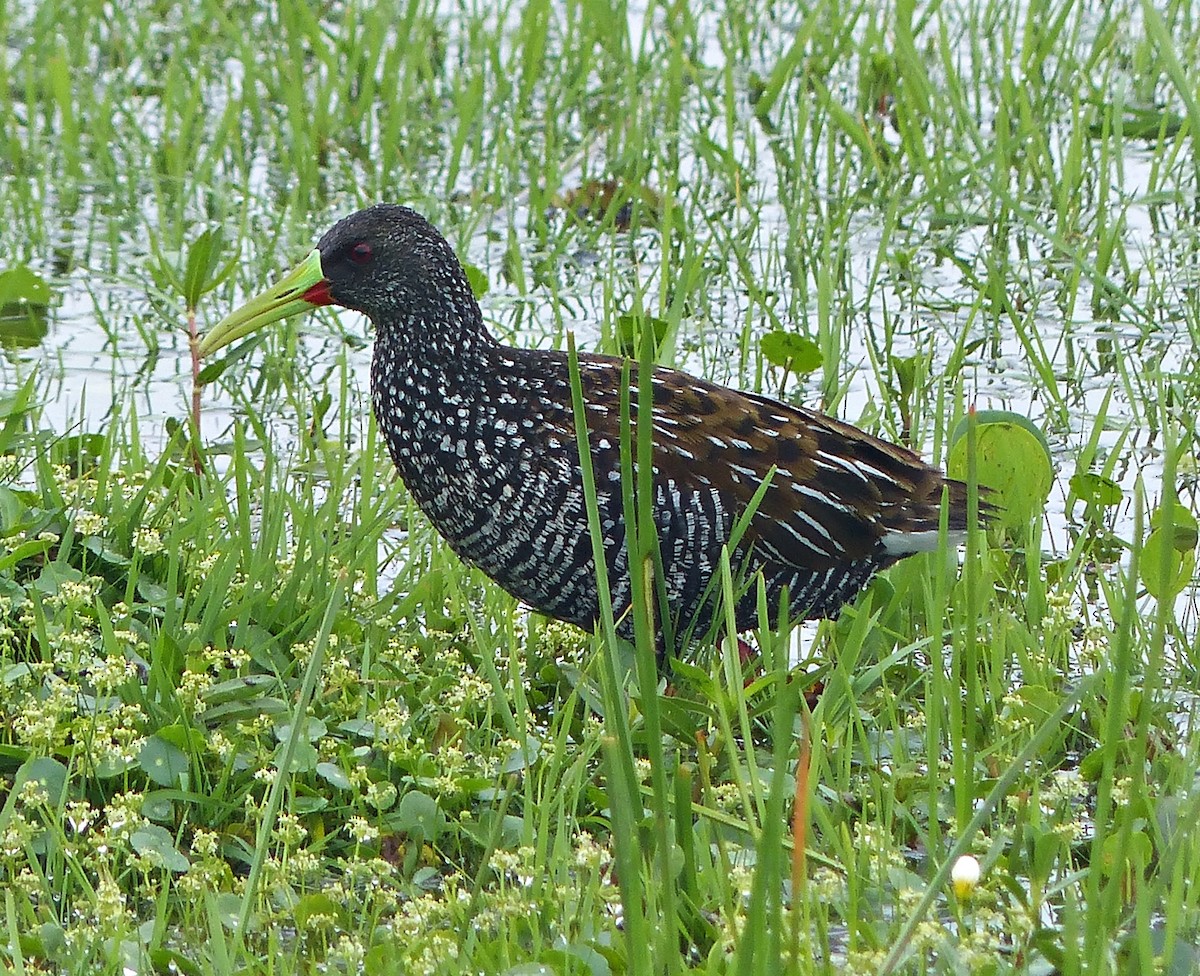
[350,242,373,265]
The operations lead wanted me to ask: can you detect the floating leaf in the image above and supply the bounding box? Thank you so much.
[393,790,443,842]
[34,562,83,597]
[276,716,328,744]
[290,794,328,815]
[279,739,319,773]
[1098,829,1152,879]
[50,432,106,475]
[13,756,67,802]
[156,723,202,753]
[1141,503,1198,599]
[502,739,542,773]
[0,482,34,530]
[83,537,132,566]
[949,410,1052,460]
[760,331,822,375]
[0,266,50,347]
[616,313,669,358]
[0,304,48,347]
[947,412,1053,535]
[1000,685,1059,726]
[1070,472,1123,508]
[316,762,353,790]
[1150,501,1199,551]
[0,266,51,307]
[131,824,190,872]
[136,580,171,606]
[148,950,201,976]
[141,792,176,822]
[138,735,189,787]
[294,892,345,929]
[26,923,67,964]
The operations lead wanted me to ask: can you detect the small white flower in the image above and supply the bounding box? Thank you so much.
[951,854,981,900]
[74,510,106,535]
[134,527,165,555]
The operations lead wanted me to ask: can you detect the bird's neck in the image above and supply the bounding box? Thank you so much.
[369,307,508,519]
[374,301,498,388]
[369,302,502,459]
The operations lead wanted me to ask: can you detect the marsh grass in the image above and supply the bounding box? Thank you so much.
[2,0,1200,972]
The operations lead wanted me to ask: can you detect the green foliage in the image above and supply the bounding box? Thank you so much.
[0,268,50,308]
[0,267,50,347]
[1141,501,1198,600]
[1,0,1200,972]
[759,330,823,376]
[948,412,1054,538]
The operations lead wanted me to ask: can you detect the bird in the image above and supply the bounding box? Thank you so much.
[199,204,977,655]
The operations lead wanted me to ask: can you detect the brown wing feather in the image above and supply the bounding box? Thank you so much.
[581,355,966,571]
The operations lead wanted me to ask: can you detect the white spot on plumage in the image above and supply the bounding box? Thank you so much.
[882,527,966,555]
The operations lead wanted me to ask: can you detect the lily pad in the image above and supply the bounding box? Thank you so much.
[0,266,51,347]
[1150,500,1199,550]
[131,824,190,872]
[0,266,51,306]
[13,756,67,803]
[760,330,822,375]
[1141,502,1199,599]
[1070,472,1123,508]
[947,412,1053,535]
[393,790,443,842]
[138,734,190,787]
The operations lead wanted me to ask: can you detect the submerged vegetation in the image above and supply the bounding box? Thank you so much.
[2,0,1200,972]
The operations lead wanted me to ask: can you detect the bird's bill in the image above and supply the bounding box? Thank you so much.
[197,248,333,357]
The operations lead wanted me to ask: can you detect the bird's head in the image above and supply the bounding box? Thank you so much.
[198,204,477,358]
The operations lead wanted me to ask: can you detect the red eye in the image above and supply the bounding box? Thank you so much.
[350,242,373,265]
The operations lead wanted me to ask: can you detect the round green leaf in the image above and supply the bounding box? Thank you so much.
[141,792,176,822]
[1099,829,1152,879]
[14,756,67,802]
[948,409,1052,459]
[138,735,189,787]
[0,304,49,347]
[393,790,443,841]
[1069,472,1123,508]
[616,313,670,357]
[316,762,353,790]
[1149,501,1199,551]
[760,330,822,375]
[276,716,327,743]
[131,824,190,872]
[1141,527,1196,599]
[294,892,346,929]
[0,266,51,306]
[947,415,1053,534]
